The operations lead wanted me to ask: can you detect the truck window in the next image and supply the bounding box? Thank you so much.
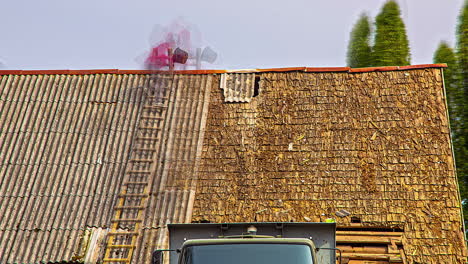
[182,243,313,264]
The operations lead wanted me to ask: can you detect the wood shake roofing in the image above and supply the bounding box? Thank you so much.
[192,68,467,263]
[0,64,465,264]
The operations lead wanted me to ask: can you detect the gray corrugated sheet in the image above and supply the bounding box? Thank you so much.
[0,73,147,263]
[220,73,255,102]
[0,73,214,263]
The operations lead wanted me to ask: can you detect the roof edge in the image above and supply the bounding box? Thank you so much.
[0,64,447,75]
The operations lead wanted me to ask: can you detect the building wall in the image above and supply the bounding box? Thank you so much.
[192,69,467,263]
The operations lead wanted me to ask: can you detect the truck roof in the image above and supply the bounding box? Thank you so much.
[181,237,317,249]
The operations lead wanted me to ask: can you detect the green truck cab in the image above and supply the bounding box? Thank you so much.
[152,222,337,264]
[177,237,317,264]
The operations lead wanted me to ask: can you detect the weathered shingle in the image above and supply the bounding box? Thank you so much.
[193,69,467,263]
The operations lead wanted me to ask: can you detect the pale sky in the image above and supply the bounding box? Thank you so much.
[0,0,464,70]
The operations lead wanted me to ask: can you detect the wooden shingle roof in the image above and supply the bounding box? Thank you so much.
[192,68,467,263]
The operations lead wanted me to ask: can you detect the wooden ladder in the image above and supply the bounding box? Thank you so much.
[102,75,174,264]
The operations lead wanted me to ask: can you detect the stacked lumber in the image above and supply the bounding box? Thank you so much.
[336,230,405,264]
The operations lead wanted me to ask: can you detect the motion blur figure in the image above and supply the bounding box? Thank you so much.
[144,20,217,71]
[145,25,192,70]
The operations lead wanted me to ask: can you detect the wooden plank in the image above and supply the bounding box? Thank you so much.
[127,170,151,174]
[342,252,402,261]
[140,115,163,120]
[114,206,145,210]
[118,193,148,197]
[338,245,388,254]
[143,105,167,110]
[110,219,143,222]
[348,261,389,264]
[146,95,168,100]
[139,126,161,130]
[337,231,403,237]
[337,235,402,245]
[106,245,136,248]
[129,159,154,163]
[107,231,139,235]
[124,182,149,185]
[102,258,130,262]
[135,136,159,141]
[133,148,157,151]
[337,224,400,229]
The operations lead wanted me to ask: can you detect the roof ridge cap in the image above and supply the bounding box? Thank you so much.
[0,64,447,75]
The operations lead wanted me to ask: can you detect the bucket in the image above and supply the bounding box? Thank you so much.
[172,47,188,64]
[201,46,217,63]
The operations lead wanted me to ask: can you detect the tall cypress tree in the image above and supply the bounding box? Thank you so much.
[455,1,468,222]
[434,42,461,134]
[373,0,411,66]
[433,42,467,216]
[457,1,468,151]
[458,1,468,95]
[347,14,372,67]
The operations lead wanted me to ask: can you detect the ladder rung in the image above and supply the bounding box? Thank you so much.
[136,137,159,141]
[133,148,157,151]
[140,115,163,120]
[102,258,131,262]
[111,219,143,222]
[153,81,173,85]
[149,76,174,81]
[118,193,149,197]
[124,182,148,185]
[149,80,173,83]
[139,126,161,130]
[129,159,153,163]
[146,95,168,99]
[108,231,140,235]
[114,206,146,210]
[143,105,167,110]
[127,170,151,174]
[106,245,136,248]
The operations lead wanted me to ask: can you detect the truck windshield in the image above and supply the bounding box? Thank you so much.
[182,243,313,264]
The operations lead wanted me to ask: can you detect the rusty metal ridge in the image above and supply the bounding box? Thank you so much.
[0,64,448,75]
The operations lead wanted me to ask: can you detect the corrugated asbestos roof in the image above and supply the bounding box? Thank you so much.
[0,73,212,263]
[220,73,256,102]
[0,73,146,263]
[0,64,465,264]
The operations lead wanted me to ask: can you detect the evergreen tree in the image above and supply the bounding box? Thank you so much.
[434,42,461,134]
[372,0,411,66]
[347,14,372,67]
[456,0,468,222]
[433,42,468,218]
[458,1,468,96]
